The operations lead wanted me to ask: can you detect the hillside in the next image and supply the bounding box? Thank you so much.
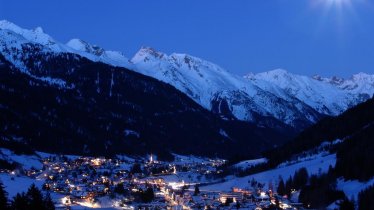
[0,50,291,159]
[265,96,374,169]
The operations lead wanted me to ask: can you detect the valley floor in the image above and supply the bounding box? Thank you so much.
[0,149,373,209]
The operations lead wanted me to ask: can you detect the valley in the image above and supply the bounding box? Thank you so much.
[0,19,374,210]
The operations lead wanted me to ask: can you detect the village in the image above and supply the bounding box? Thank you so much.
[13,154,301,210]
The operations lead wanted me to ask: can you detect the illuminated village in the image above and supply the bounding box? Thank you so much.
[7,153,301,210]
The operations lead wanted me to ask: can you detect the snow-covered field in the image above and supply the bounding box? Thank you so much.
[203,153,336,191]
[233,158,267,170]
[0,148,43,170]
[0,173,44,197]
[172,154,213,165]
[337,177,374,200]
[159,172,211,185]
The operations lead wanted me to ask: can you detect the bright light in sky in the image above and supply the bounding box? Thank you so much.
[326,0,352,6]
[1,0,374,77]
[315,0,353,10]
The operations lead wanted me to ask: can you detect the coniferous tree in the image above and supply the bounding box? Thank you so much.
[293,167,308,190]
[43,192,55,210]
[11,193,28,210]
[299,173,345,209]
[285,176,293,197]
[0,181,8,210]
[277,178,285,196]
[26,184,44,210]
[358,184,374,210]
[338,197,354,210]
[194,185,200,196]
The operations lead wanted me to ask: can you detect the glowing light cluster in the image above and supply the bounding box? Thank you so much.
[76,200,101,208]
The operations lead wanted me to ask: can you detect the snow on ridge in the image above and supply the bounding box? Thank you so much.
[0,29,73,89]
[124,129,140,138]
[1,20,373,127]
[233,158,268,169]
[66,38,132,69]
[245,69,357,116]
[0,20,132,86]
[66,38,105,56]
[130,46,247,110]
[131,46,166,63]
[0,20,69,52]
[130,49,325,126]
[29,74,73,89]
[312,72,374,96]
[0,20,130,70]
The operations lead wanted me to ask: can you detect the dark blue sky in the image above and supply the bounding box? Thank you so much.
[1,0,374,77]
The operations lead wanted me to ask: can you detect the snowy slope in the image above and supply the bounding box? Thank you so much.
[0,20,131,73]
[66,38,132,69]
[0,20,68,52]
[314,72,374,97]
[337,177,374,201]
[233,158,268,170]
[202,153,336,192]
[129,47,322,127]
[130,47,249,109]
[245,69,358,116]
[0,19,318,128]
[0,148,43,170]
[0,173,44,197]
[1,20,373,129]
[0,20,316,128]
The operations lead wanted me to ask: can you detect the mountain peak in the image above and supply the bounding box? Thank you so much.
[243,72,255,79]
[0,20,20,31]
[66,38,104,56]
[253,69,294,81]
[351,72,374,81]
[131,47,166,63]
[0,19,57,48]
[330,76,345,84]
[312,74,323,81]
[266,69,290,76]
[140,46,165,57]
[33,26,44,33]
[170,53,220,71]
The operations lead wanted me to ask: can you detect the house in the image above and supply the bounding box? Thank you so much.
[219,192,243,203]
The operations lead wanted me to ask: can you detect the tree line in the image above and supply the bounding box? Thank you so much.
[265,96,374,169]
[0,181,54,210]
[358,184,374,210]
[277,167,354,209]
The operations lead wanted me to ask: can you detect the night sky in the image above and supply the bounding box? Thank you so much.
[1,0,374,77]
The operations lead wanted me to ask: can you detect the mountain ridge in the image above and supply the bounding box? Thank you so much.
[1,20,373,130]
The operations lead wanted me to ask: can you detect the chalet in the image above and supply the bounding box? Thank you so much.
[219,192,243,203]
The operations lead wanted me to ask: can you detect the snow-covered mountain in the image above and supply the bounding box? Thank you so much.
[313,73,374,97]
[0,20,67,52]
[0,20,131,72]
[1,20,373,130]
[129,48,324,128]
[245,69,359,116]
[66,38,132,68]
[128,47,373,128]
